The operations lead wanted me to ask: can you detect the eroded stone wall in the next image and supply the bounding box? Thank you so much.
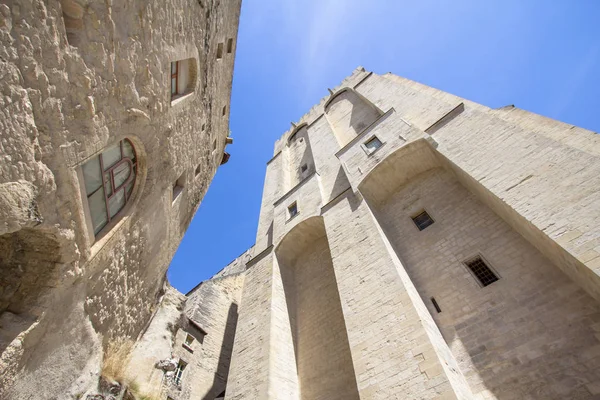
[0,0,240,398]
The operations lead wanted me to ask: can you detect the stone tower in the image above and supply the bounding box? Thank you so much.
[0,0,241,398]
[220,67,600,399]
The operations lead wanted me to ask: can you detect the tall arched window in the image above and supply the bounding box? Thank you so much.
[81,139,137,235]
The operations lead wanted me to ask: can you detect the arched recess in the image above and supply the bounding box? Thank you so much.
[283,123,315,192]
[275,217,359,400]
[325,88,383,147]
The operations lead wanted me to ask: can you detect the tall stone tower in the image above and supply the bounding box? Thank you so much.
[0,0,241,398]
[218,67,600,399]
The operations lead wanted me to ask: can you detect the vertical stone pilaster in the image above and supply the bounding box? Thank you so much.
[322,191,473,399]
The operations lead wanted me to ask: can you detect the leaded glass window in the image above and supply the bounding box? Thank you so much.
[82,139,137,235]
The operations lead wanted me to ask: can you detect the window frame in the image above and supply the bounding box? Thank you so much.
[171,61,179,98]
[82,139,137,237]
[174,359,187,386]
[287,201,298,220]
[411,210,435,231]
[362,135,384,155]
[463,254,500,287]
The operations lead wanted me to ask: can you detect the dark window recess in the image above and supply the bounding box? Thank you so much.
[301,164,307,173]
[227,38,233,53]
[465,256,499,287]
[430,297,442,313]
[288,202,298,218]
[364,136,382,152]
[216,42,224,59]
[222,105,227,116]
[173,173,185,203]
[213,139,217,151]
[195,164,201,177]
[412,211,434,231]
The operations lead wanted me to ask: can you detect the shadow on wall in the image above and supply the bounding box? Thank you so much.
[201,302,238,400]
[276,216,360,400]
[361,157,600,399]
[325,89,382,147]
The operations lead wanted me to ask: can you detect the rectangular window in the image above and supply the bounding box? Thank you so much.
[174,360,187,386]
[227,38,233,53]
[171,61,178,97]
[464,256,499,287]
[173,173,185,203]
[185,333,194,346]
[412,210,434,231]
[288,202,298,219]
[364,136,382,153]
[216,43,223,59]
[222,105,227,116]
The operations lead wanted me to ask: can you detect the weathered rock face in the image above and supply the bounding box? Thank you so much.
[0,0,241,398]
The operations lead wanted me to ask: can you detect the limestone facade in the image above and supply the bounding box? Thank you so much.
[0,0,240,398]
[220,67,600,400]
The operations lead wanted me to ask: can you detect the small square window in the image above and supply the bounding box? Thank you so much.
[364,136,382,153]
[464,256,499,287]
[301,164,307,173]
[216,42,223,59]
[288,202,298,219]
[412,210,434,231]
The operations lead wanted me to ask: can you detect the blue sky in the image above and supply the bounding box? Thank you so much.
[168,0,600,293]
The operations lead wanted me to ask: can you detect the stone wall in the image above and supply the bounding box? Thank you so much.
[227,68,600,399]
[0,0,240,398]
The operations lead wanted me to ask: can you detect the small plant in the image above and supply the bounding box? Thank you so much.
[101,337,134,383]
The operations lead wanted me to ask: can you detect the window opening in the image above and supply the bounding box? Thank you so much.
[173,173,185,203]
[185,333,194,346]
[202,123,206,131]
[227,38,233,53]
[412,210,434,231]
[82,139,137,236]
[212,139,217,151]
[301,164,307,173]
[430,297,442,313]
[174,360,187,386]
[171,61,178,98]
[222,105,227,116]
[288,202,298,219]
[364,136,383,153]
[464,256,499,287]
[216,43,223,59]
[195,164,201,177]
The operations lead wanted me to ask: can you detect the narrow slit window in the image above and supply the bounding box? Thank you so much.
[364,136,382,153]
[195,164,201,177]
[171,61,178,97]
[227,38,233,53]
[212,139,217,151]
[412,210,434,231]
[222,105,227,116]
[174,359,187,386]
[301,164,307,173]
[288,202,298,219]
[202,123,206,131]
[173,173,185,203]
[430,297,442,313]
[464,256,499,287]
[216,43,223,59]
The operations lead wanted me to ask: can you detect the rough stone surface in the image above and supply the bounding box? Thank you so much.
[0,0,240,398]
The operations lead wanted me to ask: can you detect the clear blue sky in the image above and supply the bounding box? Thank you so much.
[168,0,600,293]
